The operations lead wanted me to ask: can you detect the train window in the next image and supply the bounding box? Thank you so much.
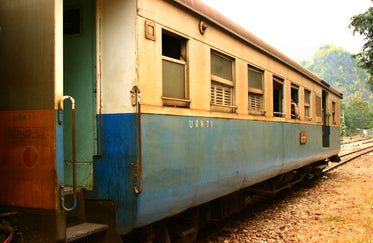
[273,77,284,117]
[332,101,336,124]
[64,8,81,35]
[248,66,264,115]
[291,84,299,119]
[304,89,312,120]
[210,51,236,112]
[162,31,190,107]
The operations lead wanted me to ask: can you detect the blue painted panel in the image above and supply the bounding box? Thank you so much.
[89,113,138,233]
[55,110,64,187]
[87,113,340,233]
[135,114,340,227]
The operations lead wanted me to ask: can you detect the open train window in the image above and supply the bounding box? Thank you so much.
[162,31,190,107]
[210,51,236,112]
[273,77,284,117]
[248,65,264,115]
[304,89,312,120]
[291,84,299,119]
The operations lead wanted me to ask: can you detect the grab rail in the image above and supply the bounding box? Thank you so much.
[59,96,77,211]
[131,85,143,194]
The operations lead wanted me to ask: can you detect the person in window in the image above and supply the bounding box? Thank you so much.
[291,98,300,118]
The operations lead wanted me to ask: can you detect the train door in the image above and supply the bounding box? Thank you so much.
[322,91,330,147]
[63,0,96,190]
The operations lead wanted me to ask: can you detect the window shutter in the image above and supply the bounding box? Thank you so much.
[211,82,232,106]
[248,93,262,111]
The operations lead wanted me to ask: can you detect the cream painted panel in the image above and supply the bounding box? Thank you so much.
[264,71,273,118]
[100,0,137,114]
[137,17,163,107]
[189,41,210,111]
[236,59,248,114]
[137,0,338,124]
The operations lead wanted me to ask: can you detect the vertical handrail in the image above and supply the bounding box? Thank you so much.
[59,96,77,211]
[131,85,143,194]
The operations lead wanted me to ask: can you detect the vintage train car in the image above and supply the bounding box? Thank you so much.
[0,0,342,242]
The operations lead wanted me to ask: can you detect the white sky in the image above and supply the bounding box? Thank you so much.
[200,0,372,61]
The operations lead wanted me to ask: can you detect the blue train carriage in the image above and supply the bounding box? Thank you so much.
[0,0,342,242]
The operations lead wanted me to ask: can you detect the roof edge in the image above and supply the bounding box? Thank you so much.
[169,0,343,98]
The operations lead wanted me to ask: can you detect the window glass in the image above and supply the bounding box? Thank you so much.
[248,68,263,90]
[248,66,264,114]
[211,52,232,81]
[210,51,235,112]
[161,31,188,106]
[305,89,311,104]
[162,60,185,99]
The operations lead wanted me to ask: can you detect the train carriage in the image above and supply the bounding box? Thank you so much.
[0,0,342,242]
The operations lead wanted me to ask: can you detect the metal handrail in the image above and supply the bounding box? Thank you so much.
[131,85,143,194]
[59,96,77,211]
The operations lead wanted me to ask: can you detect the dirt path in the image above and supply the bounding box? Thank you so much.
[200,153,373,242]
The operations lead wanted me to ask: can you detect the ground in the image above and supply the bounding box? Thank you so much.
[199,147,373,242]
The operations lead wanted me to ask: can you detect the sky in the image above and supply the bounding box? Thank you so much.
[200,0,372,61]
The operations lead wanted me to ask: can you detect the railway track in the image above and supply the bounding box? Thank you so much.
[324,138,373,173]
[324,145,373,173]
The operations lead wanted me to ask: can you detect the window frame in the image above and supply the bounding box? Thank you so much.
[161,30,191,107]
[210,50,237,113]
[273,76,285,118]
[291,84,300,119]
[332,101,336,124]
[248,65,265,115]
[304,89,312,121]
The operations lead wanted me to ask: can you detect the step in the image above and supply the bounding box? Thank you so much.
[66,222,109,242]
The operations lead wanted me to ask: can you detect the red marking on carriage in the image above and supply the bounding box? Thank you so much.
[300,132,307,144]
[22,146,39,168]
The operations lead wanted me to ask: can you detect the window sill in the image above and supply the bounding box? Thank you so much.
[248,110,265,116]
[211,104,237,113]
[273,112,285,118]
[162,97,191,108]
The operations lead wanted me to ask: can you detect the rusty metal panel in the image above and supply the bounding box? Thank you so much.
[0,110,56,210]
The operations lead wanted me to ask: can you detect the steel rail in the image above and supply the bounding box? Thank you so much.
[324,145,373,173]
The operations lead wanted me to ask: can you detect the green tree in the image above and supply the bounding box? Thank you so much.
[300,45,371,109]
[345,98,371,134]
[349,3,373,91]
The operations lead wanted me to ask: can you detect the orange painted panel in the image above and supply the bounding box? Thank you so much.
[0,110,56,210]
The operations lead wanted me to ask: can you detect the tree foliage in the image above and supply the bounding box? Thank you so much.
[300,44,372,109]
[345,98,371,132]
[349,4,373,91]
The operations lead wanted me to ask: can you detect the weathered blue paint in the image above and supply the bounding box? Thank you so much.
[134,114,339,227]
[55,110,65,187]
[88,113,139,234]
[87,113,339,233]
